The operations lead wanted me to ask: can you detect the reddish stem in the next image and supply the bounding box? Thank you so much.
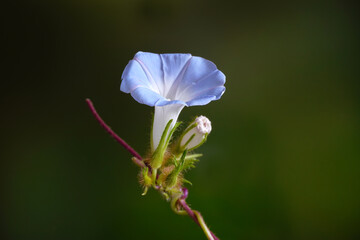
[86,98,142,160]
[179,188,219,240]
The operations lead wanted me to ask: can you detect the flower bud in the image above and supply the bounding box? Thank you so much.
[179,116,212,151]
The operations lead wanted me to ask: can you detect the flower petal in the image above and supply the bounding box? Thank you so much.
[129,86,187,107]
[186,86,226,106]
[175,56,219,96]
[132,52,192,96]
[177,69,226,102]
[131,52,164,94]
[130,87,165,106]
[120,60,155,93]
[158,53,192,98]
[155,99,187,107]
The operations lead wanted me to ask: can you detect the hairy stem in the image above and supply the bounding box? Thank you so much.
[86,98,142,160]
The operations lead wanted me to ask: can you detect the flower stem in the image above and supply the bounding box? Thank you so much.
[178,188,219,240]
[86,98,142,160]
[86,99,219,239]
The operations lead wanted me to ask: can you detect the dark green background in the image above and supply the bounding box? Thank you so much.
[2,0,359,239]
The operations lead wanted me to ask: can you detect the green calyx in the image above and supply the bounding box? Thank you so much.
[165,150,187,189]
[139,117,207,206]
[150,119,181,183]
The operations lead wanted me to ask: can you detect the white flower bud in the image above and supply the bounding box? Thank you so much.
[179,116,212,151]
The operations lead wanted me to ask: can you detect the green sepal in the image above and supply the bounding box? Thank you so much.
[141,187,149,196]
[182,178,192,186]
[165,121,182,147]
[182,158,199,172]
[165,150,187,189]
[175,123,197,154]
[151,119,173,170]
[181,133,196,151]
[165,153,200,170]
[185,153,203,160]
[151,119,182,171]
[142,167,152,186]
[141,167,151,196]
[179,123,197,140]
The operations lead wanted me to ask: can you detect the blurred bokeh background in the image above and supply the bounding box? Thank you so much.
[2,0,359,239]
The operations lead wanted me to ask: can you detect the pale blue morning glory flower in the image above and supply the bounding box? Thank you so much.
[120,51,226,151]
